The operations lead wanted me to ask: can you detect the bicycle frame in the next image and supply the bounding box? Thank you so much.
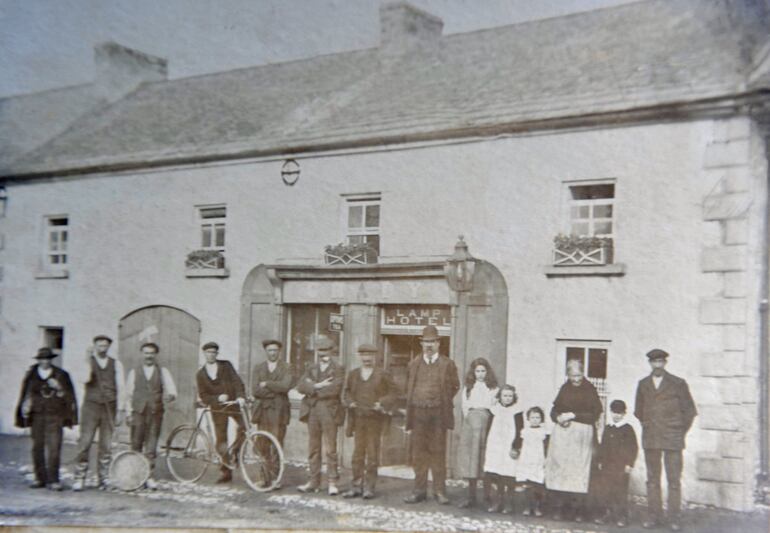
[192,400,253,467]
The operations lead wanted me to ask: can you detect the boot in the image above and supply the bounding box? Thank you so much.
[97,456,111,490]
[482,475,493,507]
[72,463,88,492]
[458,480,477,508]
[487,482,502,513]
[502,483,516,515]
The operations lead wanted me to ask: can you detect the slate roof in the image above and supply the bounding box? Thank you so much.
[4,0,769,178]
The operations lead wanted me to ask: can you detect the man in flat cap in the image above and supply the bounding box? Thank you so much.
[403,325,460,505]
[73,334,126,491]
[634,349,697,531]
[342,343,398,499]
[196,341,247,483]
[15,348,77,490]
[296,334,345,495]
[124,342,177,488]
[251,339,293,479]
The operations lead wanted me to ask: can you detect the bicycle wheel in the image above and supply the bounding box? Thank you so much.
[239,430,285,492]
[165,425,211,483]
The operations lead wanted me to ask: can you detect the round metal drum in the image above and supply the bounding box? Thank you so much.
[109,450,151,491]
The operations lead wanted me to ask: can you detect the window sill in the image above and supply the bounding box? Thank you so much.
[185,268,230,278]
[35,270,69,279]
[544,263,626,277]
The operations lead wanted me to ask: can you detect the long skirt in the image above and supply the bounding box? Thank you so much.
[544,421,593,493]
[456,409,491,479]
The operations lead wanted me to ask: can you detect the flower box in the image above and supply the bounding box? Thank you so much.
[185,249,226,270]
[553,235,613,266]
[323,243,378,265]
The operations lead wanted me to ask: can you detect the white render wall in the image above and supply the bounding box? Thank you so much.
[0,118,762,509]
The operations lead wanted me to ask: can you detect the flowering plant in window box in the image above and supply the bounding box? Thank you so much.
[324,242,378,265]
[185,249,225,269]
[553,235,613,266]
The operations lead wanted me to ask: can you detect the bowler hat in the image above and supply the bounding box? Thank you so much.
[93,334,113,344]
[202,341,219,351]
[34,347,56,360]
[262,339,283,349]
[141,342,160,352]
[357,343,378,355]
[646,348,669,361]
[420,325,440,341]
[315,335,337,353]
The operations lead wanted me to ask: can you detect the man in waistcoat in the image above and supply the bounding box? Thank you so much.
[251,339,292,447]
[403,325,460,505]
[73,334,126,491]
[634,349,697,532]
[195,341,246,483]
[342,343,398,499]
[296,335,345,496]
[124,342,177,489]
[15,348,78,491]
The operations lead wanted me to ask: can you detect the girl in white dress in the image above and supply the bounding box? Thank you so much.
[516,406,550,516]
[482,384,523,514]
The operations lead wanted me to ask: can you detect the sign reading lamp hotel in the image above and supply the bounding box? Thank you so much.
[381,306,451,334]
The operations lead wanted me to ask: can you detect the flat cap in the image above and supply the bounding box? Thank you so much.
[141,342,160,352]
[420,325,440,341]
[262,339,283,349]
[357,343,378,355]
[315,335,337,352]
[34,347,56,359]
[93,334,113,344]
[202,341,219,351]
[646,348,669,361]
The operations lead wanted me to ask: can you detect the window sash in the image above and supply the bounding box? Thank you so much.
[569,198,614,237]
[45,223,68,267]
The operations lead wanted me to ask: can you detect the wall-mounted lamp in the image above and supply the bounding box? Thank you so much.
[281,159,300,186]
[445,235,476,292]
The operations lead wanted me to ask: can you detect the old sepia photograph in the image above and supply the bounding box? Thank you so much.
[0,0,769,532]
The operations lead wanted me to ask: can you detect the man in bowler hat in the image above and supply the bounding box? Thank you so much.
[15,348,78,490]
[73,334,126,491]
[296,335,345,495]
[634,349,697,531]
[124,342,177,488]
[195,341,247,483]
[342,343,398,499]
[403,325,460,505]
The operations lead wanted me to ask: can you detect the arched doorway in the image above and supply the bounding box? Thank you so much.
[118,305,201,442]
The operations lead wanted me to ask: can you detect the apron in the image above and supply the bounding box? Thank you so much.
[544,421,593,493]
[516,426,548,484]
[482,404,519,478]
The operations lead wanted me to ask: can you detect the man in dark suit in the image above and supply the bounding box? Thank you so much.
[296,335,345,495]
[251,339,292,447]
[195,341,246,483]
[342,343,398,499]
[634,349,697,531]
[15,348,78,491]
[403,325,460,505]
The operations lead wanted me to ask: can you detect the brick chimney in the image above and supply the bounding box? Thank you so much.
[379,2,443,56]
[94,42,167,102]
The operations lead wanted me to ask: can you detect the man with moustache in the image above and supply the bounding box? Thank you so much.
[196,341,247,483]
[15,348,78,491]
[296,335,345,495]
[403,325,460,505]
[634,349,697,531]
[124,342,177,488]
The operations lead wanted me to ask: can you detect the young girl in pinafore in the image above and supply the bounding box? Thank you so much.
[456,357,499,508]
[482,384,523,514]
[516,406,550,516]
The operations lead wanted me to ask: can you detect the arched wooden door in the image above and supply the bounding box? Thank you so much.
[118,305,201,443]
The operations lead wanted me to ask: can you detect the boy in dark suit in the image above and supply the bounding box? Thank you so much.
[195,341,246,483]
[594,399,639,528]
[15,348,78,491]
[342,343,398,499]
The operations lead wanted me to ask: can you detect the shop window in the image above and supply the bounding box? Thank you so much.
[286,304,342,379]
[40,326,64,363]
[558,339,609,427]
[344,194,380,256]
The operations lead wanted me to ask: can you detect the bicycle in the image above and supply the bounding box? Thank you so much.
[164,399,284,492]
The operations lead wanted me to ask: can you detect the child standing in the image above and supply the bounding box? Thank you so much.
[594,400,638,528]
[482,384,523,514]
[456,358,499,508]
[515,406,550,517]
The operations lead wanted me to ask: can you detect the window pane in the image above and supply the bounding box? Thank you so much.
[200,207,226,219]
[570,222,589,236]
[570,184,614,200]
[366,234,380,255]
[60,254,67,265]
[594,221,612,235]
[50,255,60,265]
[593,204,613,218]
[201,226,212,247]
[571,205,590,219]
[348,235,364,245]
[49,232,59,250]
[60,231,67,251]
[215,224,225,247]
[587,348,607,379]
[348,205,363,229]
[566,347,584,372]
[365,204,380,228]
[49,217,68,227]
